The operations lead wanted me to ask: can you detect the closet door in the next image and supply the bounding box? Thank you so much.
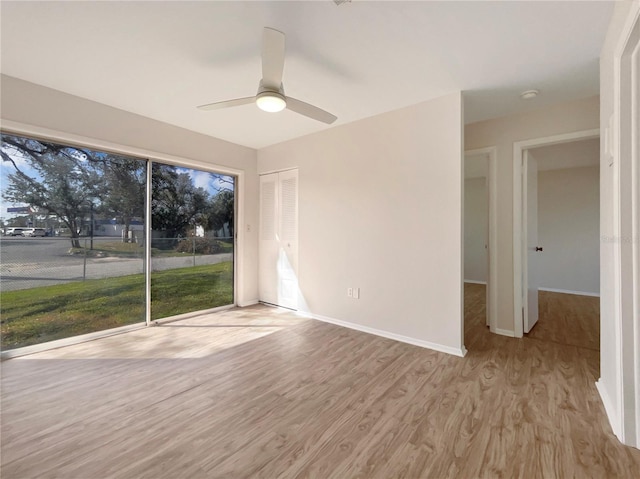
[259,169,298,309]
[277,169,298,310]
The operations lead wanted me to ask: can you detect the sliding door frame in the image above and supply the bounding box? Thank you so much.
[0,119,244,357]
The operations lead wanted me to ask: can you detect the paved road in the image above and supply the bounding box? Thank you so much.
[0,237,232,292]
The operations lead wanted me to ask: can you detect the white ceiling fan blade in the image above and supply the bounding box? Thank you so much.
[262,27,285,89]
[197,96,255,111]
[286,97,337,124]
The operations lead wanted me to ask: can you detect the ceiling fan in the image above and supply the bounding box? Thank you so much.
[197,28,337,124]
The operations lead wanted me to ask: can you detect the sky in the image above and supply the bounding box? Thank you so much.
[179,167,234,196]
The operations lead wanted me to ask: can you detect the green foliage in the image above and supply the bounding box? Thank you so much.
[174,237,223,255]
[0,262,233,350]
[208,188,234,237]
[2,134,235,247]
[1,133,146,247]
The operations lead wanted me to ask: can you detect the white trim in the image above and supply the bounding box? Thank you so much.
[464,146,498,336]
[494,328,516,338]
[145,159,153,326]
[307,313,468,358]
[238,299,260,307]
[596,379,622,437]
[151,304,236,325]
[0,120,243,176]
[0,119,246,308]
[464,280,487,285]
[1,321,147,360]
[613,1,640,447]
[258,166,299,176]
[513,129,600,338]
[538,287,600,297]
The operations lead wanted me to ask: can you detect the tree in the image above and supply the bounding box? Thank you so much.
[151,164,209,242]
[208,189,234,238]
[1,134,103,248]
[100,158,146,242]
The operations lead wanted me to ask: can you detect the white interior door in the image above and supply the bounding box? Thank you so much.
[259,169,299,310]
[523,150,540,333]
[277,169,299,310]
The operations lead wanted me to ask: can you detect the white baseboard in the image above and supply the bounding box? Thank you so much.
[464,280,487,285]
[539,287,600,297]
[596,379,622,440]
[494,328,516,337]
[238,299,260,307]
[309,313,467,357]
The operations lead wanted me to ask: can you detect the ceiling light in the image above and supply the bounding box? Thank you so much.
[256,92,286,112]
[520,90,539,100]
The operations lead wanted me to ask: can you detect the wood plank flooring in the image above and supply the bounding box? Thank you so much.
[527,290,600,351]
[2,295,639,478]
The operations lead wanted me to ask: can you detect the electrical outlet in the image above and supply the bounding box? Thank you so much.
[347,287,353,297]
[353,288,360,299]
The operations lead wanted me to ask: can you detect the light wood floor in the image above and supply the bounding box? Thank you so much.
[2,293,639,478]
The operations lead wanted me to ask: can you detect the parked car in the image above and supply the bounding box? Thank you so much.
[23,228,46,237]
[5,227,26,236]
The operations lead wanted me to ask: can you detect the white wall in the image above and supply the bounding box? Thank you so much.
[258,92,465,356]
[538,166,599,295]
[0,75,260,306]
[464,177,488,283]
[465,96,599,333]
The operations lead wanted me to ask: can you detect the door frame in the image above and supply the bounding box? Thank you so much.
[464,147,498,334]
[512,129,600,338]
[614,1,640,447]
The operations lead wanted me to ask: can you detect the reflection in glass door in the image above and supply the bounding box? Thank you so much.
[0,133,147,349]
[150,163,235,319]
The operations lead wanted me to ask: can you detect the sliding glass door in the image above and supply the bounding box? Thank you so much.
[0,133,147,349]
[150,163,234,319]
[0,133,235,350]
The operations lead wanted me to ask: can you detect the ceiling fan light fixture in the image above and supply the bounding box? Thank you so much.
[256,91,286,112]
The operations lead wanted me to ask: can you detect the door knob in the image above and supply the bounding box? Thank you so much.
[535,246,543,252]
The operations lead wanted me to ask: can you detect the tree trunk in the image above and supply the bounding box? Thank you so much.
[123,219,131,243]
[68,218,81,249]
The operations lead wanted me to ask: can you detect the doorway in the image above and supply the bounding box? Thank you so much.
[259,168,299,310]
[522,139,601,349]
[464,147,497,339]
[513,130,600,338]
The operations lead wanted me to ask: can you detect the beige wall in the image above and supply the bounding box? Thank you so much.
[0,75,260,305]
[465,96,599,333]
[464,177,488,283]
[538,166,599,295]
[259,93,465,355]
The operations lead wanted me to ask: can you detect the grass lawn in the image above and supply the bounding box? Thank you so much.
[0,262,233,350]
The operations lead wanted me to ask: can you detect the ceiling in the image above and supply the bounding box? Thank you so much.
[0,1,613,150]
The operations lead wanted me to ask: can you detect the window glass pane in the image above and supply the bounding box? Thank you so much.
[0,133,147,349]
[150,163,234,319]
